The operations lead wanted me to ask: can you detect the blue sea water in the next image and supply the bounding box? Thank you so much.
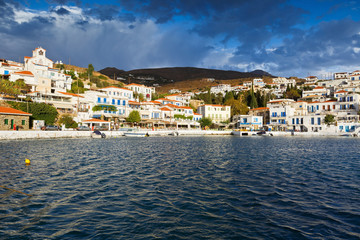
[0,136,359,239]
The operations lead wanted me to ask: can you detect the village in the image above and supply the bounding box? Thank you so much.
[1,47,360,137]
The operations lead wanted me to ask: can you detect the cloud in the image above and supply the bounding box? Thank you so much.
[1,0,360,78]
[53,7,70,15]
[0,4,213,72]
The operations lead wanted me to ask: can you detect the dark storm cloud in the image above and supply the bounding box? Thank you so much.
[230,18,360,76]
[5,16,55,38]
[46,0,81,5]
[54,6,70,15]
[85,4,120,21]
[0,0,18,20]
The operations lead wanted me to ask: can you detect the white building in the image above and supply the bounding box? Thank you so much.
[210,84,233,94]
[253,78,265,87]
[334,72,348,80]
[233,115,263,130]
[125,83,155,101]
[349,70,360,81]
[22,47,72,93]
[197,104,231,123]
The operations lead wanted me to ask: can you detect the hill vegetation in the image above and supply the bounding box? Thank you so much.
[99,67,274,93]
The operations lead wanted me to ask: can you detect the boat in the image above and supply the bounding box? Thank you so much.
[124,132,149,137]
[256,130,273,136]
[91,130,106,138]
[168,131,179,136]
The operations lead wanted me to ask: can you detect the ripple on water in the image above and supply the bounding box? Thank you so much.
[0,137,360,239]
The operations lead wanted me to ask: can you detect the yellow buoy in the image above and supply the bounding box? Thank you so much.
[25,158,31,165]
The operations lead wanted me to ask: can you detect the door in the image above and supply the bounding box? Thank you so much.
[10,119,14,129]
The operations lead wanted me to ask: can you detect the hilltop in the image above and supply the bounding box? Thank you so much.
[99,67,274,92]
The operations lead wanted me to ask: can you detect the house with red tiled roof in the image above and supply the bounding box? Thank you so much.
[0,106,32,130]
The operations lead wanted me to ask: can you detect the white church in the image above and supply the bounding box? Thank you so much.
[9,47,72,93]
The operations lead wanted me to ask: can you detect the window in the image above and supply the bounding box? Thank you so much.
[22,120,25,125]
[292,118,295,124]
[117,100,120,105]
[311,117,314,125]
[4,119,8,125]
[318,117,321,125]
[97,97,101,103]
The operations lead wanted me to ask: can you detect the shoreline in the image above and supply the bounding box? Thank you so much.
[0,129,357,140]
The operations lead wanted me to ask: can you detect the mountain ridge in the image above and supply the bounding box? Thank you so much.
[99,67,274,86]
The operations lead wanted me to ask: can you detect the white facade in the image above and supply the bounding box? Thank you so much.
[197,104,231,123]
[233,115,263,130]
[210,84,233,94]
[19,47,73,93]
[125,83,155,101]
[334,72,348,80]
[253,78,265,87]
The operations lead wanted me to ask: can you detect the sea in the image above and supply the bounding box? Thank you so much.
[0,136,359,239]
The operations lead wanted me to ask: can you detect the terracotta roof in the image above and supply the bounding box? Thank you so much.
[82,118,110,123]
[335,90,348,93]
[178,106,192,109]
[0,106,32,116]
[194,113,202,115]
[249,107,269,111]
[156,98,171,101]
[13,71,34,76]
[313,86,325,89]
[101,86,133,91]
[58,92,84,98]
[129,101,140,105]
[150,101,161,105]
[165,103,178,108]
[160,107,172,111]
[24,56,31,59]
[126,83,144,87]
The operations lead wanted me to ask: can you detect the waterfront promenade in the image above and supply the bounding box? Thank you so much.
[0,129,232,140]
[0,129,356,140]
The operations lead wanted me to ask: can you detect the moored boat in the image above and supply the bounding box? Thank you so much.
[124,132,149,137]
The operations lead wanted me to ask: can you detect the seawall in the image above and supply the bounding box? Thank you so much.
[0,129,232,140]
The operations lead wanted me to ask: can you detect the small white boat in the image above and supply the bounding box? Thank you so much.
[124,132,149,137]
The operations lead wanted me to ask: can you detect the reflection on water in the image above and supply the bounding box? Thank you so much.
[1,137,360,239]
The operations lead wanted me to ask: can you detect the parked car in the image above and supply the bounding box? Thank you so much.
[76,126,91,131]
[94,125,109,131]
[41,125,59,131]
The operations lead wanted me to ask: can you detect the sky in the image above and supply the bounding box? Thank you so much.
[1,0,360,78]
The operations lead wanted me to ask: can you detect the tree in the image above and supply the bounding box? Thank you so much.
[87,64,94,77]
[58,114,78,128]
[7,101,58,125]
[324,114,335,125]
[70,79,85,94]
[138,93,145,102]
[225,98,249,117]
[249,84,258,109]
[126,110,141,124]
[199,117,212,128]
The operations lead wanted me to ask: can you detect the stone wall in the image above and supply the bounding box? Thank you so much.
[0,114,30,130]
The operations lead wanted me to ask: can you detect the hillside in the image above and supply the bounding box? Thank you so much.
[99,67,274,87]
[63,64,121,87]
